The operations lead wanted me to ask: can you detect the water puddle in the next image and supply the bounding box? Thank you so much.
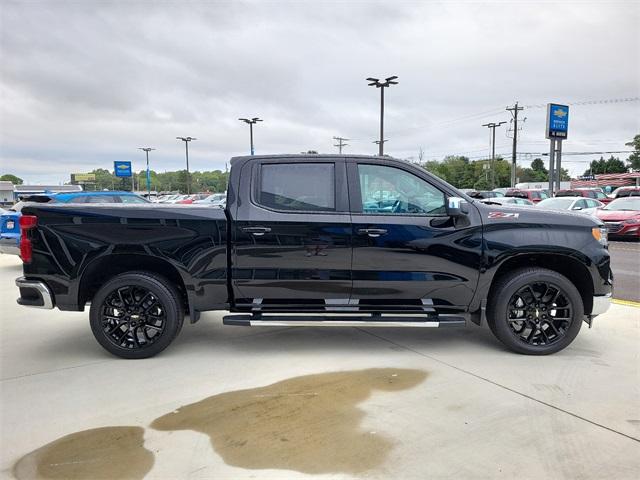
[151,368,427,474]
[13,368,426,477]
[13,426,153,480]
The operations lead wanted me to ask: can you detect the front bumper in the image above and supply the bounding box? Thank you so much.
[0,236,19,255]
[591,293,611,316]
[15,277,54,309]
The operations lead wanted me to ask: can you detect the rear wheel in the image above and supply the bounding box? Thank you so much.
[487,267,583,355]
[89,272,184,359]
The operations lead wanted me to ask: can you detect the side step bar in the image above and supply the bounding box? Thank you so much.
[223,314,465,328]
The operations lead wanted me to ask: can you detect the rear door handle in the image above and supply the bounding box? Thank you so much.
[241,226,271,236]
[357,228,388,238]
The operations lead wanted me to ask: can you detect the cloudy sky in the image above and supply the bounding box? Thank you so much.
[1,0,638,184]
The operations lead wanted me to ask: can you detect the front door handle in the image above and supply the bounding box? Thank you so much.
[357,228,388,238]
[241,226,271,236]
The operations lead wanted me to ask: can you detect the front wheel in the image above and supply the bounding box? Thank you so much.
[487,267,584,355]
[89,272,184,359]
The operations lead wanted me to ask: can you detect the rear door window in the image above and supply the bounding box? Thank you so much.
[258,163,335,212]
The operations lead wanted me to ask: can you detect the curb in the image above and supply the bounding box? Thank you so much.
[612,299,640,308]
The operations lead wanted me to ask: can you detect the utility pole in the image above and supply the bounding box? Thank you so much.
[482,121,507,189]
[176,137,196,194]
[366,76,398,156]
[333,136,349,154]
[138,147,155,197]
[239,117,262,155]
[506,102,524,187]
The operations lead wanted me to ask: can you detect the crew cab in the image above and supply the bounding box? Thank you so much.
[14,155,612,358]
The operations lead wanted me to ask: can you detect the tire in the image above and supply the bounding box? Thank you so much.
[89,272,184,359]
[487,267,583,355]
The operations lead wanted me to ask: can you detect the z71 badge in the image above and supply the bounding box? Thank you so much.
[488,212,519,219]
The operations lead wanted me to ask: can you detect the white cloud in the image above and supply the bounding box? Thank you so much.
[1,0,638,183]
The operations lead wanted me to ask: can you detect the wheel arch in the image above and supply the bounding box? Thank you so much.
[486,253,594,316]
[78,254,190,315]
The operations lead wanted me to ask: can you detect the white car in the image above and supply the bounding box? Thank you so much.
[194,193,226,207]
[480,197,534,206]
[537,197,604,215]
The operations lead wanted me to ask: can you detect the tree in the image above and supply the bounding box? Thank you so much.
[583,156,627,176]
[626,134,640,170]
[0,174,23,185]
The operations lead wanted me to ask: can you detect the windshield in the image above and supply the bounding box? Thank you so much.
[603,197,640,211]
[537,198,575,210]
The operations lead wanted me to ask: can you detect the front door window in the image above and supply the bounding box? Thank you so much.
[358,164,446,215]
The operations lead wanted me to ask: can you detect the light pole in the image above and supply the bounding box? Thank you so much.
[239,117,262,155]
[138,147,155,197]
[482,121,507,189]
[366,76,398,156]
[176,137,196,194]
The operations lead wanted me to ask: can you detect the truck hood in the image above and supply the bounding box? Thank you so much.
[474,202,602,228]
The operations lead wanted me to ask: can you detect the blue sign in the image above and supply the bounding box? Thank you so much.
[114,161,132,177]
[546,103,569,139]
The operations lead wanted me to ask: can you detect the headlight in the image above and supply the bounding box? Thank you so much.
[623,217,640,225]
[592,226,608,246]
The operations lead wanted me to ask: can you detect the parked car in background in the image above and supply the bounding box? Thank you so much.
[468,190,504,199]
[595,197,640,239]
[537,197,603,215]
[609,186,640,199]
[492,187,509,195]
[480,197,535,207]
[0,191,149,255]
[555,188,611,204]
[176,194,209,205]
[194,193,227,207]
[505,189,549,203]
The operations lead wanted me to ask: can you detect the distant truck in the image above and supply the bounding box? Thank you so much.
[14,155,612,358]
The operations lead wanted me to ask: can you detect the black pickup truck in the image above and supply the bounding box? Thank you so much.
[15,155,612,358]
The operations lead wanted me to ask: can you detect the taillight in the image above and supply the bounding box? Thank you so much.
[19,215,37,264]
[20,215,38,230]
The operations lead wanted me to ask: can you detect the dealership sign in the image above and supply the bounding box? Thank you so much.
[114,161,132,177]
[546,103,569,139]
[71,173,96,183]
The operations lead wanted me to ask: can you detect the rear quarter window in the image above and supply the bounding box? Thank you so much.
[258,163,336,212]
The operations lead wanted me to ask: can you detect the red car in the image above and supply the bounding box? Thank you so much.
[556,188,612,204]
[596,197,640,239]
[505,189,549,203]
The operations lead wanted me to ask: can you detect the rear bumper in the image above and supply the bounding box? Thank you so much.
[591,293,611,316]
[15,277,54,309]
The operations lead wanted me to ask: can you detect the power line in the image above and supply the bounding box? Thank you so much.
[524,97,640,109]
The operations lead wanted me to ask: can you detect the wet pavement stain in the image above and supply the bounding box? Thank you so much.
[151,368,427,475]
[13,426,153,480]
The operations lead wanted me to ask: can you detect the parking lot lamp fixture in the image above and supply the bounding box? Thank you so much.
[239,118,262,155]
[138,147,155,197]
[176,137,197,194]
[366,76,398,156]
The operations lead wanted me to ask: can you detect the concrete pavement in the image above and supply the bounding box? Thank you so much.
[1,254,639,479]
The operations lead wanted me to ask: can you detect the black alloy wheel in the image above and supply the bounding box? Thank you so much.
[506,282,572,347]
[100,285,167,351]
[487,267,583,355]
[90,272,184,359]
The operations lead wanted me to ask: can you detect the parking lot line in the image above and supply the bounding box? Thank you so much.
[612,299,640,308]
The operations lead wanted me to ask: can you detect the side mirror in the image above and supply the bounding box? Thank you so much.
[446,197,468,217]
[572,206,582,210]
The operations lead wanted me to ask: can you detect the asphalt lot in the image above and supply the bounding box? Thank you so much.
[609,240,640,303]
[1,254,639,479]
